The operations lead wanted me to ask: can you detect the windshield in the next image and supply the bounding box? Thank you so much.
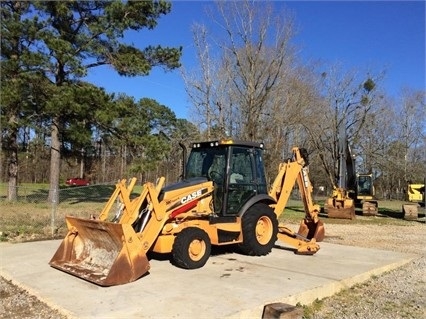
[357,175,372,195]
[185,147,227,181]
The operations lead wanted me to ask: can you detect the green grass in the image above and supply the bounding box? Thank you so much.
[0,185,424,242]
[279,198,425,226]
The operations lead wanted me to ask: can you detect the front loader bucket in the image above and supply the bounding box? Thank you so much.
[298,219,325,242]
[49,216,150,286]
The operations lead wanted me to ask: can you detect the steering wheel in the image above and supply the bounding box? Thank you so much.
[208,170,223,182]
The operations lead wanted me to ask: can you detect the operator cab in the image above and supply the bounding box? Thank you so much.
[185,139,268,216]
[356,174,374,196]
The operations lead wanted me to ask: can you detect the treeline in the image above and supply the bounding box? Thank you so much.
[7,95,199,185]
[1,1,425,203]
[182,1,426,198]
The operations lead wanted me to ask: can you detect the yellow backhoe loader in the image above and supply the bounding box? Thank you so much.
[50,139,324,286]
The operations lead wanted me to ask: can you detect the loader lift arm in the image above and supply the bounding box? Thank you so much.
[97,177,166,227]
[269,147,324,254]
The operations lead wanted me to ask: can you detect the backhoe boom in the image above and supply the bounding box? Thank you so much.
[269,147,324,252]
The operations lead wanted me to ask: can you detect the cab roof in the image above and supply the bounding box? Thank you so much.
[191,138,264,149]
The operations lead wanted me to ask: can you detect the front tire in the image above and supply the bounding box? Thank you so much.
[172,227,211,269]
[238,203,278,256]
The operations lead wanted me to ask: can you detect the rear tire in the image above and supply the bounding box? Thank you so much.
[238,203,278,256]
[172,227,211,269]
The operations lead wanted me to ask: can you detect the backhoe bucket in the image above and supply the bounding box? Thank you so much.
[362,200,378,216]
[49,216,150,286]
[298,219,325,242]
[326,198,355,219]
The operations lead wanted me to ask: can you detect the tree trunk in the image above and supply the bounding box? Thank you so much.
[7,137,18,201]
[80,148,85,178]
[48,117,61,203]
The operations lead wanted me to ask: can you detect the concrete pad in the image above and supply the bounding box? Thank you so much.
[0,240,415,319]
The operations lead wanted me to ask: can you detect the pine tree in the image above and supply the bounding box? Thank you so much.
[1,1,182,202]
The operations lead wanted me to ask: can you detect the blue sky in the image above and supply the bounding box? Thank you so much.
[84,1,426,119]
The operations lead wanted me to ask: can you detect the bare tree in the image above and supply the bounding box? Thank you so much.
[183,0,297,142]
[356,89,425,198]
[397,89,426,183]
[261,64,322,175]
[216,1,297,141]
[300,64,385,188]
[182,23,229,139]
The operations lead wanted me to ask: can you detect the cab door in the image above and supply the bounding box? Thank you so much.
[224,146,267,215]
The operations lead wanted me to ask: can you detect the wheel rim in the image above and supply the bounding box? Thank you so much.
[256,216,273,245]
[188,239,206,262]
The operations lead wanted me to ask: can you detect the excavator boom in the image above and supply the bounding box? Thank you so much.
[326,124,356,219]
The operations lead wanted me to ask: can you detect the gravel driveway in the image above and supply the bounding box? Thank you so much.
[307,223,425,319]
[1,222,425,319]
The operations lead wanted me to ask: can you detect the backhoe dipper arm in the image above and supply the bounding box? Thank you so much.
[269,147,324,254]
[296,165,320,224]
[270,147,318,221]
